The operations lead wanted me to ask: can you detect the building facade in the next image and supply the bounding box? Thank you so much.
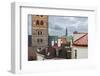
[72,33,88,59]
[32,15,48,51]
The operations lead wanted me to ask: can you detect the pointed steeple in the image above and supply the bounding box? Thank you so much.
[65,27,68,36]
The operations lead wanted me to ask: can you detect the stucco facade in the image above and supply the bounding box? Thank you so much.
[72,47,88,59]
[72,33,88,59]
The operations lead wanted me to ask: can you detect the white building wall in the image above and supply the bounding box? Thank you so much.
[72,47,88,59]
[58,39,61,47]
[51,41,54,46]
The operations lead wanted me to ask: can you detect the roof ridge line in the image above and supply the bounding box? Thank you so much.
[73,33,88,43]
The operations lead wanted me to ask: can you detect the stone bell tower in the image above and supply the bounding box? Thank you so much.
[32,15,48,51]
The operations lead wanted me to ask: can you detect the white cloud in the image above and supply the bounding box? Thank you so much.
[28,15,88,36]
[48,16,88,36]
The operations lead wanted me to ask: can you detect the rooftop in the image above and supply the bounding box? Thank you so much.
[73,33,88,46]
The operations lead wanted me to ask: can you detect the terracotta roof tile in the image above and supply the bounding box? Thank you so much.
[73,33,88,46]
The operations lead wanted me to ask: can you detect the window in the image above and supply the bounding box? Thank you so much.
[40,20,44,25]
[40,31,42,35]
[38,31,39,35]
[37,39,43,43]
[36,20,39,25]
[41,15,43,17]
[38,31,42,35]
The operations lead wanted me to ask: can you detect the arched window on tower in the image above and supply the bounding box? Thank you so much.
[38,31,42,35]
[41,15,43,17]
[37,39,43,43]
[36,20,39,25]
[40,31,42,35]
[38,31,39,35]
[40,20,44,25]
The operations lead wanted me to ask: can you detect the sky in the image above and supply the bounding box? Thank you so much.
[48,16,88,36]
[28,15,88,36]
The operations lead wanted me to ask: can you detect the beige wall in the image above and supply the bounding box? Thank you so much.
[72,47,88,59]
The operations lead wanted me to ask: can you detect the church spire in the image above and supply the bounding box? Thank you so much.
[65,27,68,36]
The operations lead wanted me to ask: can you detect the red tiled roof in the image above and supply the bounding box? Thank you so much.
[73,33,88,46]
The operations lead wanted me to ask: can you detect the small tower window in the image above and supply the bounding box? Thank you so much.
[40,31,42,35]
[38,31,39,35]
[40,20,44,25]
[37,39,43,43]
[36,20,39,25]
[75,49,77,59]
[38,31,42,35]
